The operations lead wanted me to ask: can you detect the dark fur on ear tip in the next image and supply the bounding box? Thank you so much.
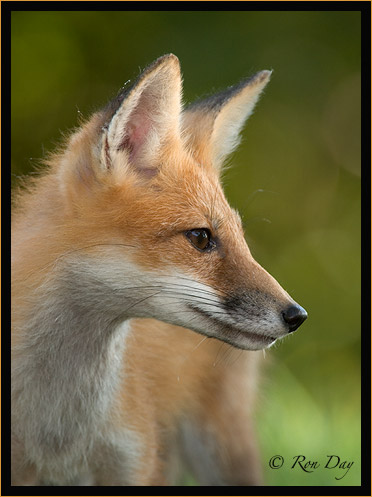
[101,54,181,126]
[186,70,272,114]
[252,69,272,85]
[102,84,132,124]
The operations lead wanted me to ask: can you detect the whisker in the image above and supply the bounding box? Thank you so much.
[241,188,279,211]
[213,341,226,367]
[175,334,210,382]
[106,285,224,307]
[227,348,244,367]
[120,290,164,315]
[192,336,208,351]
[214,344,234,366]
[164,275,234,299]
[162,308,227,317]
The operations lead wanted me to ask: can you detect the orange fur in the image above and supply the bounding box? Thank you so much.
[11,54,306,486]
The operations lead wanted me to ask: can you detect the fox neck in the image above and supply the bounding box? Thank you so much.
[12,269,131,463]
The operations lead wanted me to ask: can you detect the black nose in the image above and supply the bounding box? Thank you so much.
[282,305,308,333]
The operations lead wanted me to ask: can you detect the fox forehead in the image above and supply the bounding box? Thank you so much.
[106,154,239,238]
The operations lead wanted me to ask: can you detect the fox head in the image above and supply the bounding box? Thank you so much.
[54,54,307,350]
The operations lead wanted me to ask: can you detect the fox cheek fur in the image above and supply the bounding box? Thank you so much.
[11,54,307,485]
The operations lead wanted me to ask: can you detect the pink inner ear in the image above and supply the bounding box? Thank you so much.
[121,112,153,163]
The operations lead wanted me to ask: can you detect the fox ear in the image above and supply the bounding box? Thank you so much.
[182,70,272,171]
[101,54,182,176]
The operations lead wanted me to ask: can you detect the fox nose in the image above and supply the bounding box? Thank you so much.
[282,304,308,333]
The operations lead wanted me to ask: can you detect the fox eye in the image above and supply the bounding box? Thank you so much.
[185,229,216,252]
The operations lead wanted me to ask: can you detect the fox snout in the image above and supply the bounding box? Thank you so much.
[222,291,307,335]
[208,278,307,350]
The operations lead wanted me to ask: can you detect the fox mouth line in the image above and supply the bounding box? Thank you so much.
[188,305,277,347]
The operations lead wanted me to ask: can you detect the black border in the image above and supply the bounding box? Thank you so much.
[3,1,371,496]
[1,0,371,11]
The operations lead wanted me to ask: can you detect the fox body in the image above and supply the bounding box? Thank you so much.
[11,54,307,486]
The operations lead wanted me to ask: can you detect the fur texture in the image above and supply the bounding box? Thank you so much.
[11,54,306,485]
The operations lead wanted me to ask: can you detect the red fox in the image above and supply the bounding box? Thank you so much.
[11,54,307,486]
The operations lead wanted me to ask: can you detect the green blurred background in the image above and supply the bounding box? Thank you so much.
[11,10,361,486]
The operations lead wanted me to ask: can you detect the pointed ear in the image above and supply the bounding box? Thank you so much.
[182,70,272,171]
[101,54,182,176]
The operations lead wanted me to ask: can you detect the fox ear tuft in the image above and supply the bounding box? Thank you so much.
[182,70,272,172]
[101,54,182,176]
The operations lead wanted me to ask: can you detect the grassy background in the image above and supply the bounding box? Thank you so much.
[11,10,361,486]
